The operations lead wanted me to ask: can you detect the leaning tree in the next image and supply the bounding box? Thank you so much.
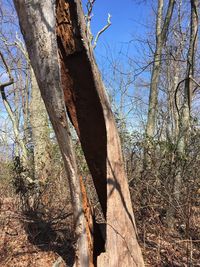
[14,1,144,266]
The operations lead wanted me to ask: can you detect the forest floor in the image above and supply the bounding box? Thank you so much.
[0,195,200,266]
[0,197,74,267]
[137,205,200,266]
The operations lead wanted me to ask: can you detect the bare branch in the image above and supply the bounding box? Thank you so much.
[92,13,111,49]
[85,1,111,49]
[0,51,14,83]
[85,0,96,43]
[86,0,96,19]
[0,50,29,164]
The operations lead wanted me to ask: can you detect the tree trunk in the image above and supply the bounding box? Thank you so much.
[144,0,175,168]
[14,1,92,266]
[167,0,198,229]
[56,0,144,266]
[30,68,51,183]
[177,0,198,156]
[175,0,198,204]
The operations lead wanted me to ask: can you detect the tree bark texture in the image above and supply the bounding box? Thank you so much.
[56,0,144,266]
[30,68,51,183]
[13,1,92,266]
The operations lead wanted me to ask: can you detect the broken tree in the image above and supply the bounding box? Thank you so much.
[14,0,144,266]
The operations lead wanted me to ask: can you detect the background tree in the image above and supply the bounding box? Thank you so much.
[144,0,175,168]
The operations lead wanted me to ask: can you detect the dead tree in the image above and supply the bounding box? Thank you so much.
[14,0,144,266]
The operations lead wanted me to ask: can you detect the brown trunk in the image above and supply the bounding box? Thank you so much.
[56,1,144,266]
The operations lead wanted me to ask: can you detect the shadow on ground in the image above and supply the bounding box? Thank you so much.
[24,209,75,266]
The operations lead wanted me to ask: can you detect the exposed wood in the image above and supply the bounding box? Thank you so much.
[56,0,107,217]
[56,0,144,266]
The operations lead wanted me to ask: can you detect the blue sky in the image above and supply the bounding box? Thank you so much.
[81,0,154,130]
[82,0,152,58]
[0,0,154,133]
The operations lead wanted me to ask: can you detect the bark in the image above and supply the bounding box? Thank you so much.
[56,0,144,266]
[30,68,51,183]
[144,0,175,168]
[14,1,91,266]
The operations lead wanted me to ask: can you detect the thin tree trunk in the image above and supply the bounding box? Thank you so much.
[177,0,198,156]
[145,0,175,168]
[174,0,198,207]
[22,65,30,148]
[167,0,198,230]
[56,1,144,266]
[13,1,92,266]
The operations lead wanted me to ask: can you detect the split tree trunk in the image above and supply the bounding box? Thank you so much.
[14,1,92,266]
[56,0,144,266]
[14,0,144,265]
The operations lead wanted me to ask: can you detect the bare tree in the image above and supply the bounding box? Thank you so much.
[0,51,28,164]
[145,0,175,167]
[177,0,198,156]
[170,0,199,226]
